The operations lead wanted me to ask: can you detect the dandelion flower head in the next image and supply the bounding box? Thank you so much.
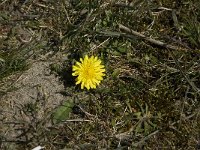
[72,55,105,90]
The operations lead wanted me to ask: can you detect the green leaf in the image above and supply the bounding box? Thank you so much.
[52,101,74,124]
[112,69,120,78]
[117,47,127,54]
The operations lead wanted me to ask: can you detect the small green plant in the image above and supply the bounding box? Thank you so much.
[52,101,74,124]
[134,104,159,135]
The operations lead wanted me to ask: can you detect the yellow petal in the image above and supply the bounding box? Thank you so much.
[72,55,105,90]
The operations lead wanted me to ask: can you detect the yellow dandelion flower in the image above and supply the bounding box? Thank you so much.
[72,55,105,90]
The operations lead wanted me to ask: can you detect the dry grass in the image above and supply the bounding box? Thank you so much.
[0,0,200,149]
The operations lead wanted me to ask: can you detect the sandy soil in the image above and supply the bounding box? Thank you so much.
[0,55,67,149]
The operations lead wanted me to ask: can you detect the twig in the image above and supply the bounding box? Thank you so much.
[118,24,199,95]
[118,24,188,51]
[133,130,159,147]
[77,105,96,118]
[91,38,110,51]
[34,3,54,10]
[63,119,92,122]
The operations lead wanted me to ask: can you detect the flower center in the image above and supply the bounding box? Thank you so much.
[83,62,95,80]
